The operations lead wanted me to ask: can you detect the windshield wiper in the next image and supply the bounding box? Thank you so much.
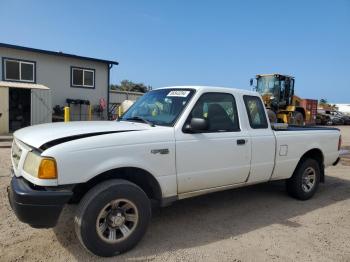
[124,116,155,127]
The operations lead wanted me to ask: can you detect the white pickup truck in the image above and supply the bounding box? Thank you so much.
[8,86,341,256]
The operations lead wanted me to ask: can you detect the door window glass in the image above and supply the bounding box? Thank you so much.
[188,93,240,132]
[243,95,268,129]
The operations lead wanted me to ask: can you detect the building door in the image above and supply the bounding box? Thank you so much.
[31,89,52,125]
[9,88,31,132]
[0,88,9,134]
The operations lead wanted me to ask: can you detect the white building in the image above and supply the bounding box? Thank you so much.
[335,104,350,114]
[0,43,118,133]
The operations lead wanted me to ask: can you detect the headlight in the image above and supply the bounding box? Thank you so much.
[23,152,41,176]
[23,151,57,179]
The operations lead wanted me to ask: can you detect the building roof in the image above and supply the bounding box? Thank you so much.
[0,43,119,66]
[0,81,49,90]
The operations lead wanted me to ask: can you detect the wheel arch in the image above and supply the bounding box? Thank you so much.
[71,167,163,204]
[296,148,325,182]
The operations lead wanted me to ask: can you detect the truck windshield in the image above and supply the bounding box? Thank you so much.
[120,89,195,126]
[256,76,279,97]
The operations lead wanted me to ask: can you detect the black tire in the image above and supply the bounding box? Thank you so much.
[289,111,305,126]
[74,179,151,257]
[286,159,320,200]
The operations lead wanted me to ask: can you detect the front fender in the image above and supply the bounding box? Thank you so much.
[84,156,157,183]
[41,128,177,197]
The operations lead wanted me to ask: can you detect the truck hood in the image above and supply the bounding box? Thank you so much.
[14,121,150,149]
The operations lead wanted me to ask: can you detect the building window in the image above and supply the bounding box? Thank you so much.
[3,58,35,83]
[71,67,95,88]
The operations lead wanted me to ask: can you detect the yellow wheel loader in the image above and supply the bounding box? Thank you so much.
[250,73,306,125]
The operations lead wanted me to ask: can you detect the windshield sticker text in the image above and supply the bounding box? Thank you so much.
[167,90,190,97]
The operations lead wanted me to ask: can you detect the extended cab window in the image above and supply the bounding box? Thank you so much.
[187,92,240,132]
[243,95,268,129]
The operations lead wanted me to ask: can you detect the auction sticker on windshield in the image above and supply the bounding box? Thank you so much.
[167,90,190,97]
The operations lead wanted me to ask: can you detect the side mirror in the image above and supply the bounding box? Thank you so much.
[184,118,208,133]
[250,78,254,86]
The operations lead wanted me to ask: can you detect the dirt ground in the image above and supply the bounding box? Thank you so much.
[1,126,350,262]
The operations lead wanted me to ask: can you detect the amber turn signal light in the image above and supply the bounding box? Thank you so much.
[38,158,57,179]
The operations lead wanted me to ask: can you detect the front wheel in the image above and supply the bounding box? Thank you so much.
[286,159,320,200]
[74,179,151,257]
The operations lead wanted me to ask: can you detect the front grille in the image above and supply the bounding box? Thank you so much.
[11,140,22,168]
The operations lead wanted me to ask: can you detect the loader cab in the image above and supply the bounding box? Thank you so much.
[253,74,295,110]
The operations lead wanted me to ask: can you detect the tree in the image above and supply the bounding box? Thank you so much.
[319,98,328,105]
[110,80,152,93]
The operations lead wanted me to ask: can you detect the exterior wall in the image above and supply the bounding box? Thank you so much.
[109,90,144,119]
[109,90,144,104]
[0,87,9,133]
[0,47,108,109]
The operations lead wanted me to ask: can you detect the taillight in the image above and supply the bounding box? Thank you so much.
[338,135,342,151]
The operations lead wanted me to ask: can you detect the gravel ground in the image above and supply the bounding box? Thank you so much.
[0,126,350,262]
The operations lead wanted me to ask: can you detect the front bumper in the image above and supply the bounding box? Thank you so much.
[7,175,73,228]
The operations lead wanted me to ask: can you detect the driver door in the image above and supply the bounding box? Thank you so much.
[175,92,251,194]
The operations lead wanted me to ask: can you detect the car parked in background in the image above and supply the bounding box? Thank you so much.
[333,111,350,125]
[329,114,344,125]
[316,112,332,125]
[325,110,350,125]
[317,110,349,126]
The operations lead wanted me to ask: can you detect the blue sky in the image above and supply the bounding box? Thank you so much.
[0,0,349,103]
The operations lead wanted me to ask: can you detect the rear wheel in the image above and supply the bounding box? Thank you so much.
[286,159,320,200]
[289,111,304,126]
[74,179,151,257]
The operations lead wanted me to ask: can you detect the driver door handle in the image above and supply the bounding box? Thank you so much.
[237,139,246,145]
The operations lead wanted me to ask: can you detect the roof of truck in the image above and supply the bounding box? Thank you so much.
[157,86,259,96]
[256,73,294,78]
